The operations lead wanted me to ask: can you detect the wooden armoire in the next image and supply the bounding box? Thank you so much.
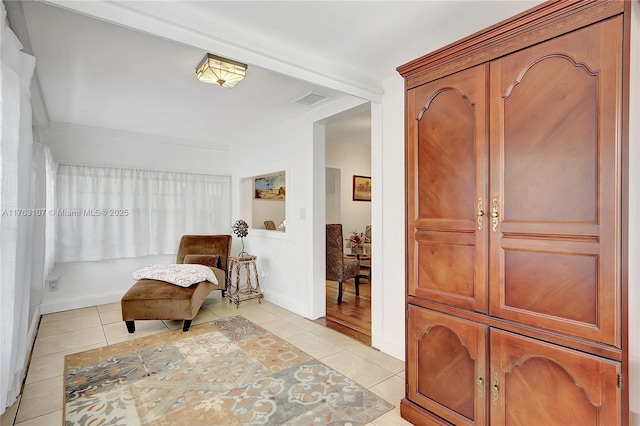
[397,1,636,425]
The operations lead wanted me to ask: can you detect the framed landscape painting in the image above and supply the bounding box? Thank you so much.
[254,172,286,200]
[352,175,371,201]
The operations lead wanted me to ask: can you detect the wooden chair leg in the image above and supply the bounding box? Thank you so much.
[337,281,343,304]
[125,320,135,333]
[182,320,193,332]
[355,276,360,296]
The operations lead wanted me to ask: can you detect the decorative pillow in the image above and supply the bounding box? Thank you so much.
[132,264,218,287]
[183,254,219,268]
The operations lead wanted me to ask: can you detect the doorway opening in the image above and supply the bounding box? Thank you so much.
[315,106,372,345]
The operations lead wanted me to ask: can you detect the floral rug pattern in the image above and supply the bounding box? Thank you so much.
[64,316,393,425]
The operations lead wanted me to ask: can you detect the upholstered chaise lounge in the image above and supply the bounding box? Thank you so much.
[121,234,231,333]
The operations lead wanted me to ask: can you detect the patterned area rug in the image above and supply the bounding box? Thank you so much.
[64,316,393,425]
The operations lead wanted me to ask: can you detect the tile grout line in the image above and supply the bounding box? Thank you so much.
[17,301,406,425]
[364,372,401,391]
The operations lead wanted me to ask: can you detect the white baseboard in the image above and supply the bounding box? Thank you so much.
[631,410,639,426]
[37,288,406,362]
[40,290,126,314]
[5,308,43,418]
[266,289,404,361]
[372,334,405,362]
[262,290,307,318]
[39,289,308,318]
[27,306,41,349]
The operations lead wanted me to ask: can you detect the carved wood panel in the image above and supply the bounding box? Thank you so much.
[402,2,630,424]
[490,329,621,426]
[407,305,488,425]
[488,17,622,346]
[407,65,488,313]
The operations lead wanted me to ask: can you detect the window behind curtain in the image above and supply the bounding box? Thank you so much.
[55,164,231,262]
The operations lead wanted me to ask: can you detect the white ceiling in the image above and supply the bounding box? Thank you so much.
[14,0,543,147]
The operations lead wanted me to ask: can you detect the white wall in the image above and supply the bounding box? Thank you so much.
[40,78,408,361]
[43,123,232,313]
[325,139,371,238]
[228,87,407,360]
[252,199,285,229]
[230,96,369,319]
[325,168,341,224]
[29,142,47,321]
[371,75,406,360]
[47,122,230,173]
[42,254,174,314]
[238,172,287,230]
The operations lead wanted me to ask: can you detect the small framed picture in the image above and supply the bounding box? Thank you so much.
[254,172,286,200]
[352,175,371,202]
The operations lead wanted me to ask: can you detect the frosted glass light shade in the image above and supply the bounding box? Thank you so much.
[195,54,247,88]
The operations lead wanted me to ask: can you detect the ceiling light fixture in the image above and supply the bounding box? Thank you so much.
[195,53,247,88]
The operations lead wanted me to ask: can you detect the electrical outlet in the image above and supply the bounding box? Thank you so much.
[48,279,58,291]
[260,270,267,278]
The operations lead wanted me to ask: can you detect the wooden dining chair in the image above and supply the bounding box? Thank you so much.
[326,224,360,304]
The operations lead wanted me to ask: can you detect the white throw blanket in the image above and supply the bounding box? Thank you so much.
[132,264,218,287]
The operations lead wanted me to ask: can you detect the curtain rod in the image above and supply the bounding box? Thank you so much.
[57,162,231,179]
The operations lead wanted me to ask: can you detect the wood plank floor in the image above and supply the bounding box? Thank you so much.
[314,273,372,346]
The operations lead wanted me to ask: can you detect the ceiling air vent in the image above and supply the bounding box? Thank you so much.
[292,92,328,106]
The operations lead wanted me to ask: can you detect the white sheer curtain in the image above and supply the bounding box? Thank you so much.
[1,2,36,413]
[56,165,231,262]
[43,145,57,278]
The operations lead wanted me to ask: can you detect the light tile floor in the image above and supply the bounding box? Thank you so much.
[10,293,412,425]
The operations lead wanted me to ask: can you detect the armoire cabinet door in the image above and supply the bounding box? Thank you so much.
[488,17,622,345]
[407,64,488,313]
[490,329,621,425]
[407,305,488,425]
